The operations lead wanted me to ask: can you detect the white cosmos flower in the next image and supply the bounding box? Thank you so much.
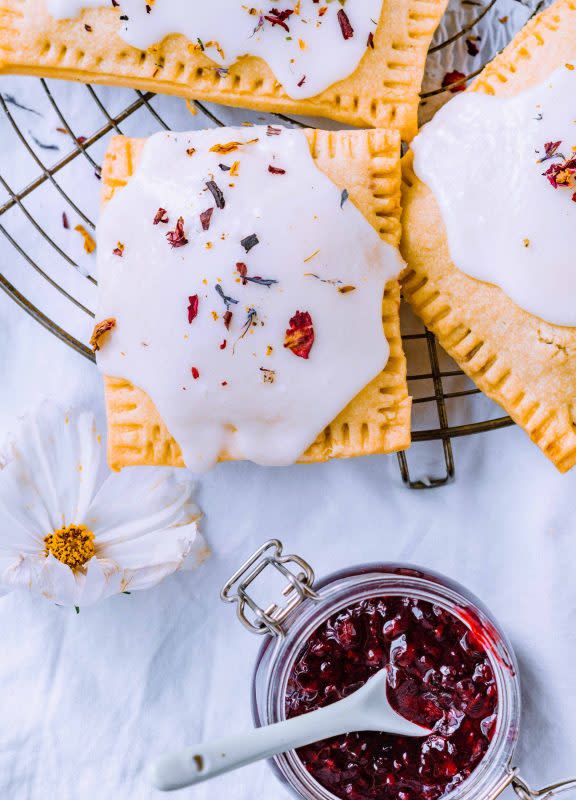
[0,403,208,607]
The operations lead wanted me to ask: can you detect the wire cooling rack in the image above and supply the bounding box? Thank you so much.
[0,0,542,487]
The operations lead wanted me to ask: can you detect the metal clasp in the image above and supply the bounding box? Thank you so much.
[221,539,319,637]
[488,769,576,800]
[511,770,576,800]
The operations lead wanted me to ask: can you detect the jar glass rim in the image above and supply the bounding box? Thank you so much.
[251,562,521,800]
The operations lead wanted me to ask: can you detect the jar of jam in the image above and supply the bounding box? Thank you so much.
[221,540,576,800]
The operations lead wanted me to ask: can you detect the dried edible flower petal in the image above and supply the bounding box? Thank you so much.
[542,157,576,188]
[153,207,169,225]
[264,8,293,31]
[206,180,225,209]
[215,284,239,310]
[305,272,342,287]
[268,165,286,175]
[284,311,314,359]
[465,37,479,56]
[200,208,214,231]
[191,367,200,379]
[188,294,199,324]
[90,317,116,351]
[235,308,258,350]
[75,224,96,254]
[236,262,248,284]
[538,140,563,163]
[236,261,277,287]
[210,141,244,154]
[337,9,354,40]
[166,216,188,248]
[442,70,466,93]
[244,275,278,287]
[240,233,259,252]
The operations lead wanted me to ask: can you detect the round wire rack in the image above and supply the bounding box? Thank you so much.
[0,0,543,487]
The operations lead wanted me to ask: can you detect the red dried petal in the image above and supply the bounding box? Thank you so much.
[465,38,479,56]
[544,140,562,158]
[337,8,354,40]
[236,262,248,285]
[191,366,200,379]
[200,207,214,231]
[543,162,563,187]
[188,294,199,324]
[284,310,314,359]
[442,70,466,93]
[264,7,293,31]
[542,157,576,187]
[268,165,286,175]
[153,207,169,225]
[166,216,188,248]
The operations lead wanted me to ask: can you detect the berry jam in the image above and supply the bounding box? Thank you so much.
[285,596,498,800]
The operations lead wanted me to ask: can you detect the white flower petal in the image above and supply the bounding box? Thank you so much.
[76,557,124,606]
[1,554,127,608]
[2,553,78,604]
[86,468,200,546]
[0,510,40,555]
[0,402,105,542]
[119,563,185,592]
[180,531,211,571]
[1,554,46,593]
[103,521,206,569]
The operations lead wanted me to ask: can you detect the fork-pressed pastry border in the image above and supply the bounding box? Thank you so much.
[100,128,412,470]
[401,0,576,472]
[0,0,448,140]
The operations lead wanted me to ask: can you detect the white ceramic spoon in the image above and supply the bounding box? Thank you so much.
[149,667,430,792]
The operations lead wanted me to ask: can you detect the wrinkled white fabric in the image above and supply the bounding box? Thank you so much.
[0,0,574,796]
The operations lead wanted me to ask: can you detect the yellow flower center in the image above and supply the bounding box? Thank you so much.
[44,524,96,570]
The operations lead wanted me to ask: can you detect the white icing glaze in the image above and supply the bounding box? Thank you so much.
[411,65,576,328]
[46,0,381,100]
[96,128,403,472]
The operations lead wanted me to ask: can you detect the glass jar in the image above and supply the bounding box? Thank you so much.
[222,540,576,800]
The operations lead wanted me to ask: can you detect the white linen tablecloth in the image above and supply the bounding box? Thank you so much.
[1,2,575,797]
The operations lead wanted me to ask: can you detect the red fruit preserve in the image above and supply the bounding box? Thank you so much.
[285,596,498,800]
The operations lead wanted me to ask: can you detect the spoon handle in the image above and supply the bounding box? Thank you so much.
[150,701,354,791]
